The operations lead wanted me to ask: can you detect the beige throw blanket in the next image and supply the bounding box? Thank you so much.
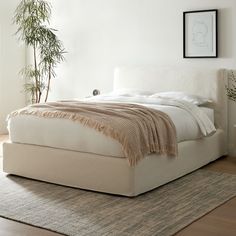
[9,101,177,166]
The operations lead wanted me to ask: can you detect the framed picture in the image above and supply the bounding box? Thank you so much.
[183,9,218,58]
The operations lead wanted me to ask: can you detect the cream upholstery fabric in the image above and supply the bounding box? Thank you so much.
[3,130,226,196]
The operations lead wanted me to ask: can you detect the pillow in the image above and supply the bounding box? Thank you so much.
[149,91,212,105]
[111,88,155,97]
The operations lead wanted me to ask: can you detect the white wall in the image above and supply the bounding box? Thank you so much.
[50,0,236,154]
[50,0,236,99]
[0,0,26,134]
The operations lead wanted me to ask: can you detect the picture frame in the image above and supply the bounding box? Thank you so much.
[183,9,218,58]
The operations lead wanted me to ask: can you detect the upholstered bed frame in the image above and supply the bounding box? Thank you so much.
[3,66,228,196]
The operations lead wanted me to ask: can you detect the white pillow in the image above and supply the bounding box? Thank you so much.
[150,91,212,105]
[111,88,155,97]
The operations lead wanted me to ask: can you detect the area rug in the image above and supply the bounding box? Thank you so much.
[0,170,236,236]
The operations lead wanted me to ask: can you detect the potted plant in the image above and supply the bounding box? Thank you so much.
[226,71,236,102]
[13,0,66,103]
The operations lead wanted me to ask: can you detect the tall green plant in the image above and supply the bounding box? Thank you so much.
[13,0,65,103]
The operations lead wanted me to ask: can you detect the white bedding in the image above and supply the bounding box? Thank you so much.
[86,95,216,136]
[8,96,215,158]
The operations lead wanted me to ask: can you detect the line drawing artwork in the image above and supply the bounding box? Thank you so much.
[192,20,209,48]
[184,10,217,58]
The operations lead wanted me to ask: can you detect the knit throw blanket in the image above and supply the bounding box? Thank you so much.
[9,101,177,166]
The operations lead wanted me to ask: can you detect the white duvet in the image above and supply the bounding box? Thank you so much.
[8,95,216,158]
[86,95,216,136]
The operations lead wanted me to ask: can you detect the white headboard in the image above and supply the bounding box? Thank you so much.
[114,66,228,132]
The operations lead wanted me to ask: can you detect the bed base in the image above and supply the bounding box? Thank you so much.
[3,129,226,196]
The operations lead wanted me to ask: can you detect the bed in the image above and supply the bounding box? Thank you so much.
[3,66,228,196]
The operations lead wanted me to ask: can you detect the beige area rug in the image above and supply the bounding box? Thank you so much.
[0,170,235,236]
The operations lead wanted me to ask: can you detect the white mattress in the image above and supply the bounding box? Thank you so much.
[8,105,214,158]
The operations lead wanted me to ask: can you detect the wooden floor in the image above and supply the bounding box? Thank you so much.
[0,135,236,236]
[176,156,236,236]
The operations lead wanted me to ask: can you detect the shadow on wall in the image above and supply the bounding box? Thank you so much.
[219,8,233,58]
